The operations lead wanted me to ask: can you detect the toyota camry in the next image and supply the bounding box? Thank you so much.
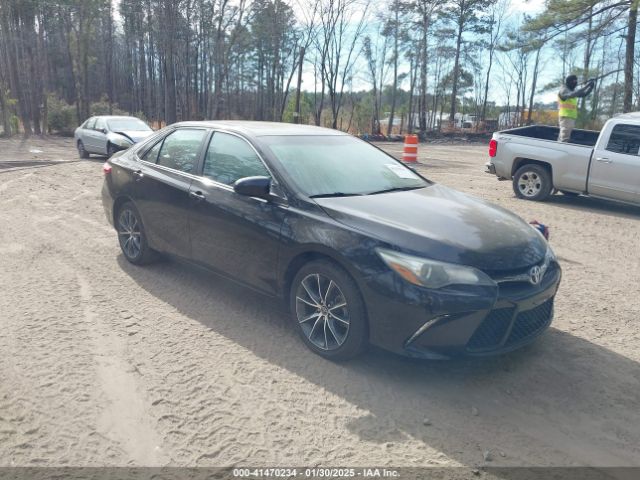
[101,121,561,360]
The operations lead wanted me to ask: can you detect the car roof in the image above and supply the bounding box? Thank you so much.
[614,112,640,120]
[170,120,348,137]
[93,115,144,120]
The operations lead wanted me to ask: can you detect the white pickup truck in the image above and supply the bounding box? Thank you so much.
[485,112,640,205]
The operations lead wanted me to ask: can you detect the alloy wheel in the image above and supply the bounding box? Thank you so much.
[295,273,350,351]
[517,171,542,197]
[118,209,142,259]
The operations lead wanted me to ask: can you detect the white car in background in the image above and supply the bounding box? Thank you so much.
[74,115,154,158]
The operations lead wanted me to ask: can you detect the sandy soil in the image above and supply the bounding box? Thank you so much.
[0,136,639,470]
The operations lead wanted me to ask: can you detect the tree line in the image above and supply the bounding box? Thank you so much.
[1,0,639,137]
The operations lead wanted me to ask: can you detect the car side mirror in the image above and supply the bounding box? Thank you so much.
[233,176,272,200]
[100,128,107,134]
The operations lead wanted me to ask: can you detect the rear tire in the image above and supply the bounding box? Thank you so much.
[116,202,158,265]
[289,260,367,361]
[513,164,553,201]
[77,140,89,159]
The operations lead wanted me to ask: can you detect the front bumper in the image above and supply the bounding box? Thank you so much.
[361,262,561,359]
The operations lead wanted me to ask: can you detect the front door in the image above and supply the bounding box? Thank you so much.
[590,123,640,203]
[92,117,109,155]
[188,131,286,295]
[133,127,208,257]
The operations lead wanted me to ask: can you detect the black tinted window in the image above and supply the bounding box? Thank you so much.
[203,132,269,185]
[606,124,640,156]
[141,138,163,163]
[156,129,207,173]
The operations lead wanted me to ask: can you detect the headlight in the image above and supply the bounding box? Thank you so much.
[376,248,495,289]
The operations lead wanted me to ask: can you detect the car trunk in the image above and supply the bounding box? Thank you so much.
[501,125,599,147]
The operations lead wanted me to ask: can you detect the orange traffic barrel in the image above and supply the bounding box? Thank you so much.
[403,134,418,162]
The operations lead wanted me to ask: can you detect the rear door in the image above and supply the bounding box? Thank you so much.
[133,127,209,257]
[188,131,286,294]
[589,123,640,203]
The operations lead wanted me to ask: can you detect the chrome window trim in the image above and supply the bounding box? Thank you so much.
[203,128,287,201]
[137,158,203,181]
[133,126,287,203]
[134,126,208,174]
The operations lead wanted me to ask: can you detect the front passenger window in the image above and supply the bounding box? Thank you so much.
[94,118,106,132]
[203,132,270,185]
[156,129,207,173]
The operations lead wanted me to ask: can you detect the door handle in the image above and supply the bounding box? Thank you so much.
[189,190,206,202]
[595,157,612,163]
[132,170,144,181]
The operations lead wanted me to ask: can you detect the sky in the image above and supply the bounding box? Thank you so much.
[291,0,562,107]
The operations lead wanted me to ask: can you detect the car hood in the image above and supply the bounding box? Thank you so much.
[111,130,153,143]
[314,184,547,272]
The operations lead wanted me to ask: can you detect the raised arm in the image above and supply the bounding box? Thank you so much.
[558,81,594,100]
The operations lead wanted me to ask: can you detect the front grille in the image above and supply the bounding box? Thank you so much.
[508,299,554,345]
[467,307,514,350]
[466,298,554,352]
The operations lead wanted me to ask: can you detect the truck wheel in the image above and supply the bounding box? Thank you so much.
[513,165,553,201]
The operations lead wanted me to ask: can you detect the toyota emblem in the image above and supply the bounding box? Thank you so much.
[529,265,543,285]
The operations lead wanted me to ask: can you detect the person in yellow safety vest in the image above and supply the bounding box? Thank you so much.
[557,74,595,142]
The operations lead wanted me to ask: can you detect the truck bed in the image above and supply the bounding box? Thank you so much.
[500,125,599,147]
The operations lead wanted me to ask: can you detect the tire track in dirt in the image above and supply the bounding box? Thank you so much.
[76,273,167,465]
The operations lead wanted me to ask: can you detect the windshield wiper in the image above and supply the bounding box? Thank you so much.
[366,186,425,195]
[309,192,364,199]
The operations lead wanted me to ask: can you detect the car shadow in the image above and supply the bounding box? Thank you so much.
[117,255,640,468]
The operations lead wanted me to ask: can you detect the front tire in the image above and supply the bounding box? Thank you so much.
[290,260,367,361]
[107,142,119,157]
[513,164,553,201]
[77,140,89,159]
[116,202,158,265]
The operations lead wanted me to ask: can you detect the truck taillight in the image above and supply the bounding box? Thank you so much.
[102,162,112,175]
[489,139,498,158]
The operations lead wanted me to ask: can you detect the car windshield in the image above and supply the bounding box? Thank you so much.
[261,135,429,197]
[107,118,151,132]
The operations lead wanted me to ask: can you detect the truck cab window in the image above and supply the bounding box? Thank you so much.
[605,124,640,156]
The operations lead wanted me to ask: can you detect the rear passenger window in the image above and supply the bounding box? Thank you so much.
[203,132,270,185]
[605,124,640,156]
[156,129,207,173]
[85,118,96,129]
[141,139,163,163]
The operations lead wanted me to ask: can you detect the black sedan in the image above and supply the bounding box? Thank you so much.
[101,121,561,360]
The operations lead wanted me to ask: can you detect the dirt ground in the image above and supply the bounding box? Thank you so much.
[0,136,639,470]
